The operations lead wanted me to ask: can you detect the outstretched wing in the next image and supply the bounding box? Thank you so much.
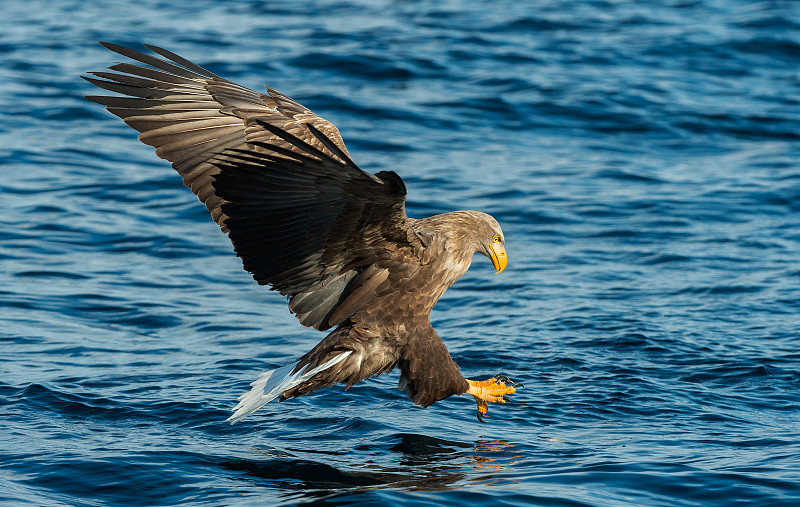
[85,42,422,330]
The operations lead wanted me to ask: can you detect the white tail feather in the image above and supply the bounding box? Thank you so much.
[226,351,352,424]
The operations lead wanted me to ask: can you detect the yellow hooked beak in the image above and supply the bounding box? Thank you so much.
[490,242,507,274]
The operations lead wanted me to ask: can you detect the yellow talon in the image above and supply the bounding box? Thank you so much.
[466,376,519,422]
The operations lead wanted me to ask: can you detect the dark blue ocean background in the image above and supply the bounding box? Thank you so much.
[2,0,799,504]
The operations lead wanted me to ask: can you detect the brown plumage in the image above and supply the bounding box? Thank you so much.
[84,42,518,423]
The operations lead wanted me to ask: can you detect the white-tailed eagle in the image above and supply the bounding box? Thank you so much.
[84,42,519,423]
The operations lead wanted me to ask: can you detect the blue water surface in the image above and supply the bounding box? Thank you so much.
[2,0,800,505]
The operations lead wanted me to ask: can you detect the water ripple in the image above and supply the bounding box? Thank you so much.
[2,0,800,505]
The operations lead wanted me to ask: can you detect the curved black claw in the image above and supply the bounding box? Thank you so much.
[476,410,488,423]
[495,374,523,388]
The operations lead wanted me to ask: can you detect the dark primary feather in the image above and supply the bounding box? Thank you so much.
[84,41,354,230]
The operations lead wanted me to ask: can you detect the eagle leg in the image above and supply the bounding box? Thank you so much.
[466,376,519,423]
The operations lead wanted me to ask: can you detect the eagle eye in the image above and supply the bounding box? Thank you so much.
[492,235,501,243]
